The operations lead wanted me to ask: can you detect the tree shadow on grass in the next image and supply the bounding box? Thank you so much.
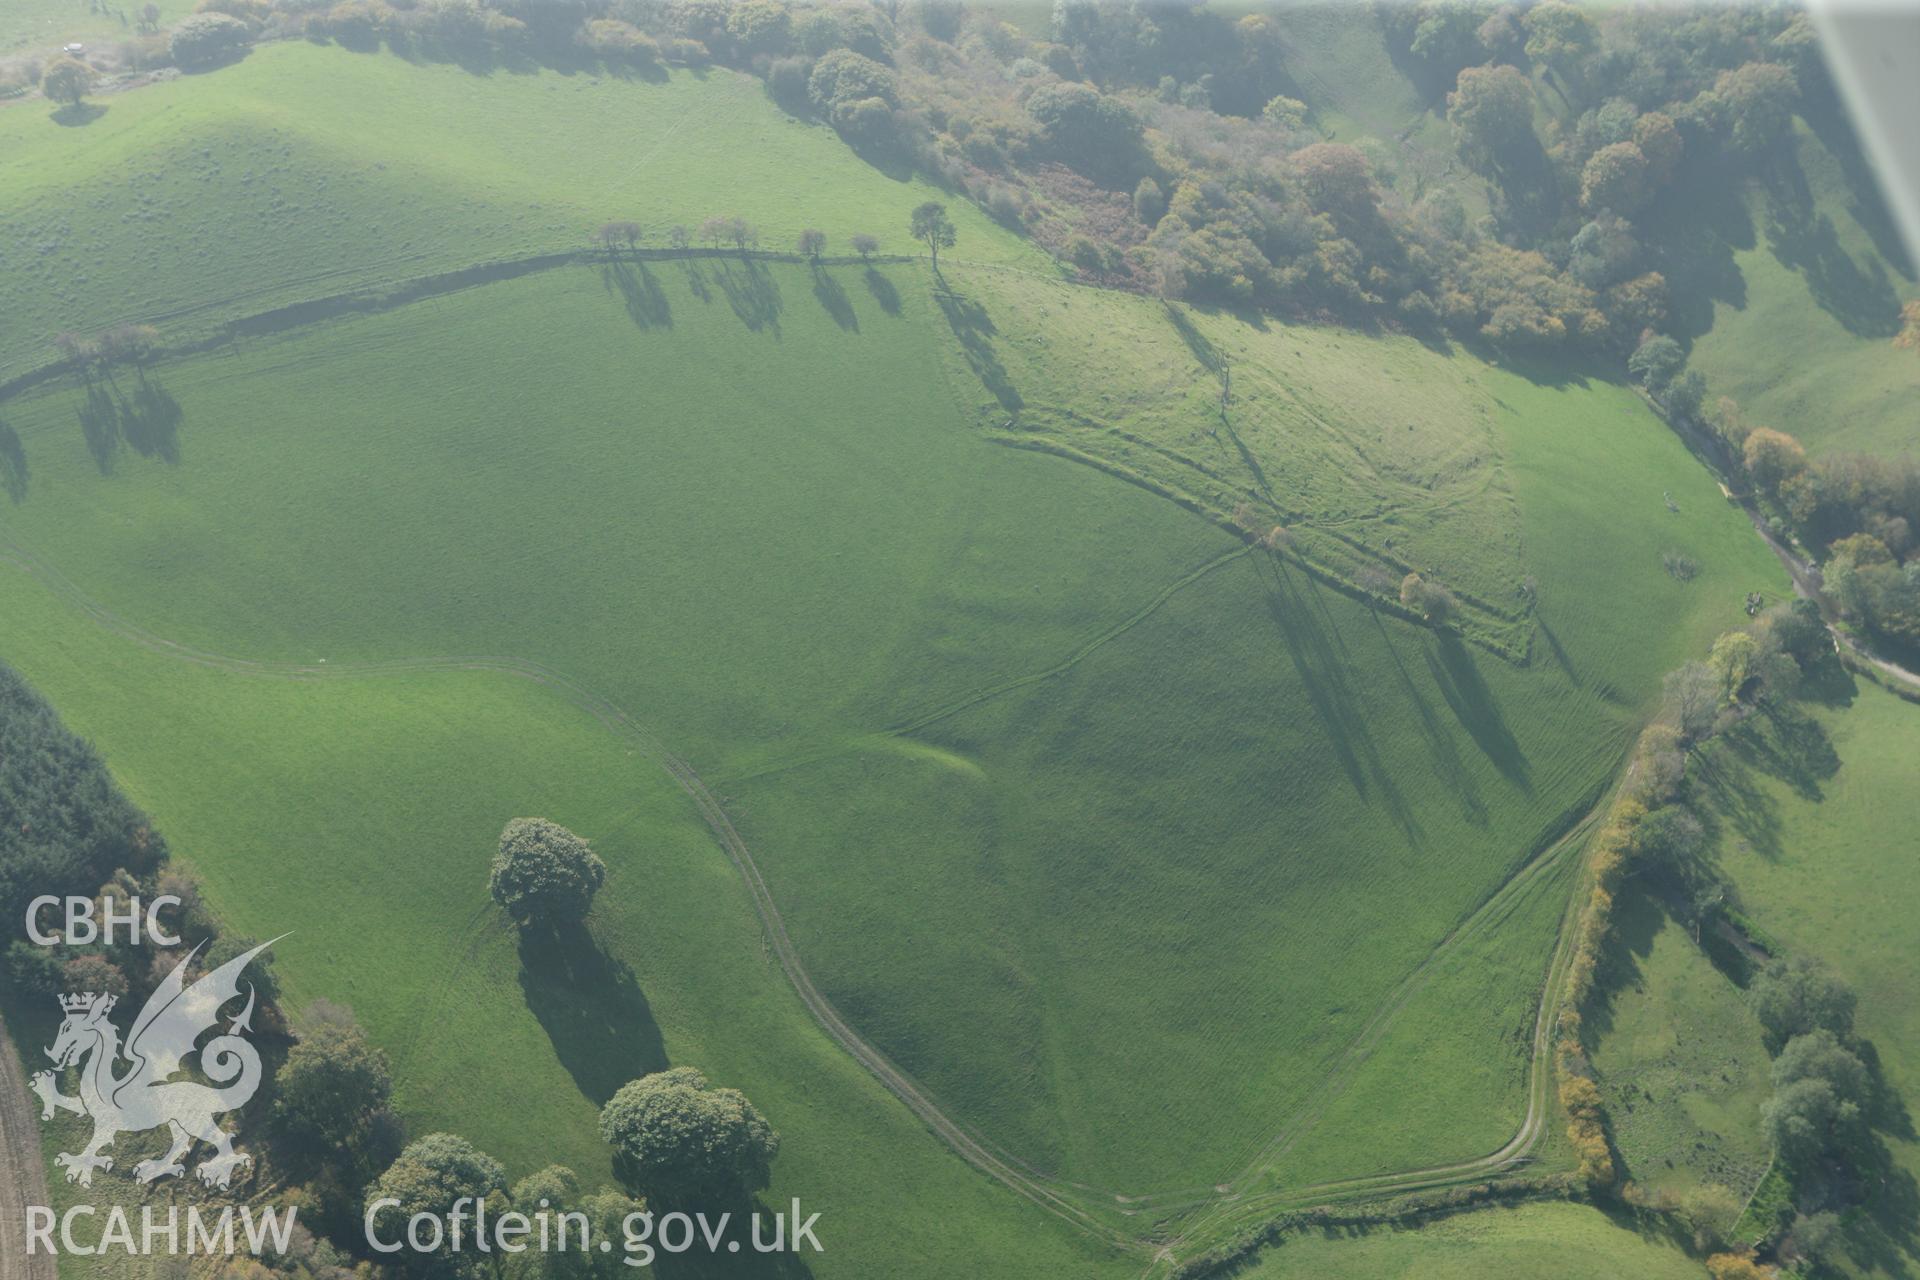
[517,925,667,1107]
[1424,634,1531,794]
[74,368,184,472]
[1690,743,1783,863]
[1722,700,1841,803]
[51,101,107,127]
[715,257,782,335]
[1688,691,1842,863]
[1253,553,1423,848]
[809,266,857,332]
[1573,883,1666,1050]
[1370,609,1488,826]
[1644,157,1755,344]
[1759,150,1903,338]
[933,287,1021,412]
[862,266,901,315]
[0,421,27,503]
[123,371,183,462]
[1536,615,1581,688]
[602,258,673,329]
[681,259,714,304]
[1800,84,1918,285]
[1795,653,1857,710]
[1830,1040,1920,1277]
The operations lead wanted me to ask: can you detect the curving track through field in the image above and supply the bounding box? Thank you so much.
[0,532,1607,1262]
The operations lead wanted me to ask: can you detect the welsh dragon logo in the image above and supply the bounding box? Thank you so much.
[31,936,280,1190]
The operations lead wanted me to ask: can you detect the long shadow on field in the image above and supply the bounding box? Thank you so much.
[681,260,715,305]
[1536,615,1581,687]
[602,258,674,329]
[863,267,901,316]
[1801,87,1918,283]
[934,288,1022,412]
[0,420,26,502]
[1723,700,1841,802]
[1574,883,1666,1048]
[517,927,667,1106]
[1689,698,1842,863]
[809,266,857,332]
[1255,554,1422,848]
[1370,611,1488,827]
[1424,636,1531,795]
[1759,150,1904,338]
[73,368,184,473]
[716,258,783,335]
[1645,157,1755,344]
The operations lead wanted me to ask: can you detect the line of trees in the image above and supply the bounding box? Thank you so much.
[590,216,888,261]
[243,0,1832,385]
[1548,596,1900,1275]
[1554,597,1830,1195]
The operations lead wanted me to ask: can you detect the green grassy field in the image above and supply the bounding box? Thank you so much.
[1588,889,1774,1201]
[0,566,1131,1279]
[0,245,1784,1216]
[1229,1200,1703,1279]
[0,29,1811,1273]
[941,265,1534,651]
[0,40,1047,379]
[1694,678,1920,1278]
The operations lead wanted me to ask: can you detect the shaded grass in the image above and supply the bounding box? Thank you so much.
[1678,120,1920,460]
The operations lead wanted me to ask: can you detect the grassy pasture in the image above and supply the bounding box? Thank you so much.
[0,565,1131,1280]
[0,29,1800,1255]
[0,247,1784,1216]
[1587,890,1774,1201]
[941,264,1533,651]
[0,39,1046,378]
[1693,679,1920,1277]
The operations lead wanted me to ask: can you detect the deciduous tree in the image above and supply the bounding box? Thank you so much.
[910,201,956,271]
[41,57,92,108]
[600,1068,779,1200]
[489,818,607,929]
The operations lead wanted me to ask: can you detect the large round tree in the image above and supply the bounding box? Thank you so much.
[489,818,606,928]
[599,1068,779,1201]
[366,1134,506,1274]
[275,1015,393,1152]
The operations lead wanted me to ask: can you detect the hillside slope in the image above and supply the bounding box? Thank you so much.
[0,40,1046,379]
[0,32,1797,1265]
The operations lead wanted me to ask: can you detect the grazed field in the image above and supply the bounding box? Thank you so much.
[0,26,1812,1273]
[0,248,1783,1216]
